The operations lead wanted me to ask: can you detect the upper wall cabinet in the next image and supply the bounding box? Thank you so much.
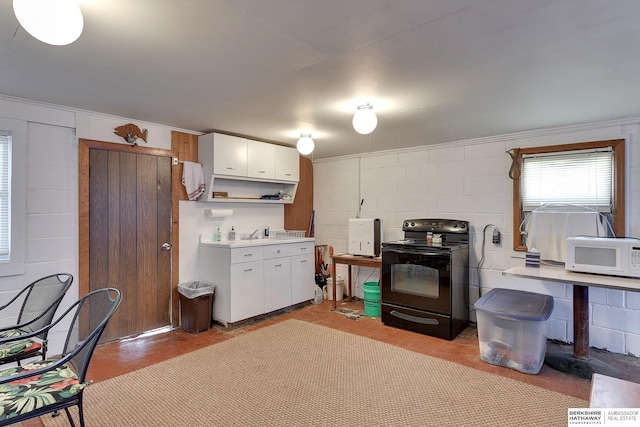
[275,145,300,182]
[211,133,247,177]
[247,140,275,179]
[198,132,300,203]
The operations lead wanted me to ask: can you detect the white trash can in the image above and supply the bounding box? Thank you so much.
[327,276,344,301]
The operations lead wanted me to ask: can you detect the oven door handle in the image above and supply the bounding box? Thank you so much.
[390,310,439,325]
[384,249,447,256]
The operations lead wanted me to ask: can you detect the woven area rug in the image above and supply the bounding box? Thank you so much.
[42,319,586,427]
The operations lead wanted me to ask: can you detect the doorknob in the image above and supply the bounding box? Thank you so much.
[162,243,172,250]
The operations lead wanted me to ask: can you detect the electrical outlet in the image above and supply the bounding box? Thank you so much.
[492,228,501,244]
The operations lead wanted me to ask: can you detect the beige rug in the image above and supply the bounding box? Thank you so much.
[42,319,586,427]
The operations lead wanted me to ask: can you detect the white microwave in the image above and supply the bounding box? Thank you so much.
[566,237,640,278]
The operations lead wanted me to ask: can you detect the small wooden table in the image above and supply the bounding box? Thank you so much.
[331,253,382,309]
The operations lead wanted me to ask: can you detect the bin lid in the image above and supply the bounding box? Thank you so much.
[474,288,554,321]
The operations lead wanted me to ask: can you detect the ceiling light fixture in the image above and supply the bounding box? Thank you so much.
[352,104,378,135]
[296,134,315,155]
[13,0,84,46]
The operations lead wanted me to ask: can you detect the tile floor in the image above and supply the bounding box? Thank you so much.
[25,297,640,426]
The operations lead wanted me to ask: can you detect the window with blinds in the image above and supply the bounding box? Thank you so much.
[511,139,625,251]
[0,132,10,261]
[521,148,613,212]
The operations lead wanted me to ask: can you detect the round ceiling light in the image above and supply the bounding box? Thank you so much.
[13,0,84,46]
[296,134,315,155]
[352,104,378,135]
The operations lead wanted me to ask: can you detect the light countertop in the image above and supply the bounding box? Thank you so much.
[200,235,314,248]
[503,264,640,292]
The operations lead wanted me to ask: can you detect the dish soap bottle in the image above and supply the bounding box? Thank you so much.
[214,225,222,242]
[228,226,236,241]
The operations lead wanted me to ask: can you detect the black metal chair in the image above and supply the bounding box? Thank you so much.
[0,273,73,365]
[0,287,121,427]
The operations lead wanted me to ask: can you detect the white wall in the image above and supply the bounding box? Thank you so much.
[179,200,285,285]
[0,96,190,355]
[3,92,639,358]
[314,120,640,357]
[0,95,291,356]
[0,99,78,355]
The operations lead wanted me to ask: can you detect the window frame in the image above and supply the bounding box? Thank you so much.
[0,117,26,277]
[512,139,625,252]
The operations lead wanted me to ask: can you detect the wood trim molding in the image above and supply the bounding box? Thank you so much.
[79,139,179,326]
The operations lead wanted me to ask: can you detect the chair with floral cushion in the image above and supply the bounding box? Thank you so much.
[0,273,73,366]
[0,287,121,427]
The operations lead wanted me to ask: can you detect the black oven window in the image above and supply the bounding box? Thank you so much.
[391,264,439,299]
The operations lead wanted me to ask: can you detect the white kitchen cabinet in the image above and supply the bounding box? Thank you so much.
[198,132,299,203]
[230,260,264,322]
[211,133,248,177]
[275,145,300,182]
[199,237,314,326]
[199,244,264,325]
[263,243,292,313]
[290,242,315,305]
[247,140,275,180]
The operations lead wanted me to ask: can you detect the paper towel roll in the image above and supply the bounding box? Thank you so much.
[205,209,233,218]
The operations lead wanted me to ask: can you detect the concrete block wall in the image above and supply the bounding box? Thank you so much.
[0,122,79,356]
[313,120,640,357]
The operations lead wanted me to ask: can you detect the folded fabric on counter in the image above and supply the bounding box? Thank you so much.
[525,211,605,263]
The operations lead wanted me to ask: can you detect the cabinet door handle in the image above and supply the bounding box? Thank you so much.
[300,260,307,263]
[276,250,281,253]
[285,173,291,176]
[275,264,282,267]
[226,167,235,170]
[244,254,253,257]
[258,170,266,174]
[244,268,253,272]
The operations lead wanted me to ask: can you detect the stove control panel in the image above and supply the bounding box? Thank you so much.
[402,219,469,234]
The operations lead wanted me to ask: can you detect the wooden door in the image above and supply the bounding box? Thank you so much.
[81,140,172,342]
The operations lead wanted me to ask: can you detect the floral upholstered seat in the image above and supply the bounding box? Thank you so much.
[0,360,88,422]
[0,273,73,367]
[0,288,121,427]
[0,329,44,361]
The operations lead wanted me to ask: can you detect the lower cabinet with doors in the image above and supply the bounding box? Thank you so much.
[199,237,315,326]
[291,242,315,304]
[264,244,292,313]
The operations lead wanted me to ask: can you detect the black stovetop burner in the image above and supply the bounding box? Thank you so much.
[383,218,470,249]
[384,239,465,251]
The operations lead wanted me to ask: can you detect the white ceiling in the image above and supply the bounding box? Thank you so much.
[2,0,640,159]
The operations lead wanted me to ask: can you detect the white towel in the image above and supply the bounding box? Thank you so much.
[526,211,605,263]
[182,161,206,201]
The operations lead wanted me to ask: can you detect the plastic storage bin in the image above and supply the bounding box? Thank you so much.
[178,281,215,334]
[474,288,554,374]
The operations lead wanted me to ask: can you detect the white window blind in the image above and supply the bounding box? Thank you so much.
[0,132,10,261]
[521,149,612,211]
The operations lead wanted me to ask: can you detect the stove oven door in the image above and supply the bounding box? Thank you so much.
[381,245,452,315]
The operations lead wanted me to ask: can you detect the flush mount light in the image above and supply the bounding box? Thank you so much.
[296,134,315,155]
[13,0,84,46]
[352,104,378,135]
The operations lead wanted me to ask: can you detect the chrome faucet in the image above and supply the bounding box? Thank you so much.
[249,229,260,239]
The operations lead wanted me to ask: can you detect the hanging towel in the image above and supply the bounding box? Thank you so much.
[182,161,206,201]
[526,211,605,263]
